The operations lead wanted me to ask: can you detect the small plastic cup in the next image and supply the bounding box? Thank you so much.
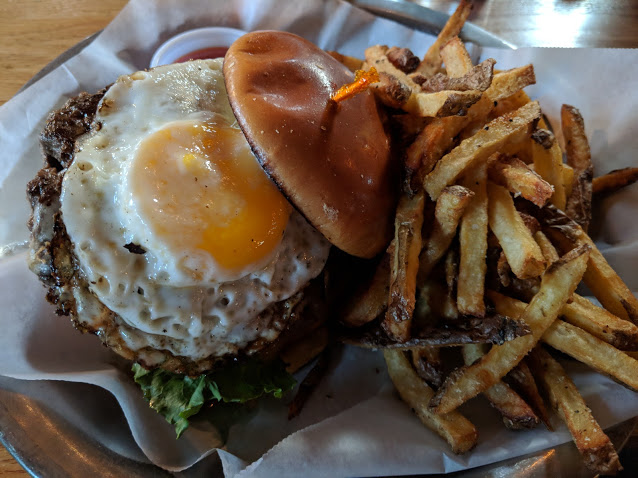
[150,27,246,68]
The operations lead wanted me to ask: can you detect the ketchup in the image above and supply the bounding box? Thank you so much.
[175,47,229,63]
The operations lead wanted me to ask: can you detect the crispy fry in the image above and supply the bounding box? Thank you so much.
[386,46,420,73]
[384,191,425,342]
[341,254,390,327]
[430,245,590,414]
[424,101,541,200]
[562,104,593,231]
[331,67,380,103]
[342,314,530,349]
[326,51,363,72]
[531,128,567,210]
[384,349,478,454]
[439,36,473,77]
[417,185,474,284]
[562,163,574,199]
[489,290,638,353]
[406,89,483,118]
[496,251,512,287]
[417,58,495,93]
[364,45,483,117]
[540,204,638,323]
[485,65,536,103]
[506,359,552,430]
[563,295,638,351]
[462,344,539,430]
[411,347,444,389]
[528,347,622,475]
[593,167,638,196]
[416,0,473,77]
[534,230,560,264]
[518,211,541,235]
[457,164,488,316]
[373,71,413,110]
[405,116,465,192]
[443,247,459,319]
[490,90,531,119]
[487,182,546,279]
[544,320,638,392]
[488,154,554,207]
[405,65,536,192]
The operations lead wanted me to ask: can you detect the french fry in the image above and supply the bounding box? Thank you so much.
[487,182,546,279]
[416,0,473,77]
[518,211,541,235]
[457,164,488,316]
[490,90,531,119]
[372,71,412,109]
[405,89,483,118]
[562,295,638,351]
[528,347,622,475]
[443,247,459,319]
[562,163,574,199]
[405,65,536,192]
[411,347,444,389]
[417,185,474,284]
[384,349,478,454]
[506,359,552,430]
[341,254,390,327]
[424,101,541,200]
[540,204,638,323]
[439,36,473,77]
[534,230,560,264]
[593,167,638,196]
[385,46,421,73]
[531,129,567,210]
[485,65,536,104]
[462,344,539,430]
[430,245,590,414]
[343,315,530,350]
[364,45,483,117]
[417,58,495,93]
[384,191,426,342]
[489,290,638,354]
[562,104,593,231]
[544,320,638,392]
[488,154,554,207]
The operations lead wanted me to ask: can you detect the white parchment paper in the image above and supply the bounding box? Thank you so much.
[1,0,638,476]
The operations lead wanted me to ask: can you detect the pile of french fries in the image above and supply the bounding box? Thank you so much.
[330,1,638,474]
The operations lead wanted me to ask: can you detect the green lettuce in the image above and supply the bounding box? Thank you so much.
[132,358,296,438]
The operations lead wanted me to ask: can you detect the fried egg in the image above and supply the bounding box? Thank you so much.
[60,59,330,362]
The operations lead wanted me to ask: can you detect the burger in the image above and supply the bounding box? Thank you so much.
[26,31,398,435]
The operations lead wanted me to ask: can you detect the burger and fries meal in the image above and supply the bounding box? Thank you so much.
[25,0,638,474]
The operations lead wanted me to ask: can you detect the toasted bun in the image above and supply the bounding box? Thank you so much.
[223,31,397,258]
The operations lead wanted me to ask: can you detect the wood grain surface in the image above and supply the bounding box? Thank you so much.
[1,0,638,476]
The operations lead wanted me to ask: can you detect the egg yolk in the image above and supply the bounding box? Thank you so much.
[131,120,291,274]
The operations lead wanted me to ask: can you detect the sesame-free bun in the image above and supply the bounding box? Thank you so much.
[223,31,397,258]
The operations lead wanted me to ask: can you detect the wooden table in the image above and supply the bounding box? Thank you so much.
[2,0,638,476]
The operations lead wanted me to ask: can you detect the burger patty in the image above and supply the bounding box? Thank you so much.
[27,90,327,376]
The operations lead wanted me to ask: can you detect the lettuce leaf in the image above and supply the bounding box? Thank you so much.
[132,358,295,438]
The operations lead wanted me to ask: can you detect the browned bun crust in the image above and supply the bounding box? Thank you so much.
[223,31,398,258]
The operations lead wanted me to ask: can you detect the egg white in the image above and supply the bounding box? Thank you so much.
[60,59,330,362]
